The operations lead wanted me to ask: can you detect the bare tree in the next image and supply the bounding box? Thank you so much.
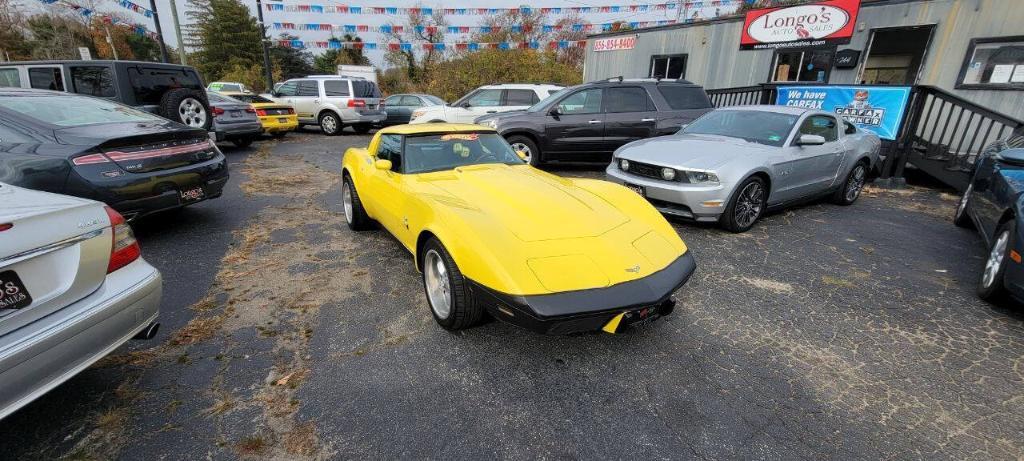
[383,6,447,83]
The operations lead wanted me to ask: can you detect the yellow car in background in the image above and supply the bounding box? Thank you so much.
[341,124,696,335]
[219,92,298,138]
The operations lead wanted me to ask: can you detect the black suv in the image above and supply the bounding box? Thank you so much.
[475,78,713,166]
[0,60,214,131]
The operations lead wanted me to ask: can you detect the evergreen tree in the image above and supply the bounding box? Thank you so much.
[185,0,263,81]
[313,34,371,73]
[271,33,315,79]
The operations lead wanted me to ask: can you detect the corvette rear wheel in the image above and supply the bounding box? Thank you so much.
[342,175,371,231]
[422,238,484,331]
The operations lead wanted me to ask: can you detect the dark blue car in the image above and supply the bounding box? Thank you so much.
[955,132,1024,302]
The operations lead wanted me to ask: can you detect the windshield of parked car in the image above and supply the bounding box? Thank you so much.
[226,94,273,103]
[402,133,524,174]
[682,110,799,147]
[0,94,162,126]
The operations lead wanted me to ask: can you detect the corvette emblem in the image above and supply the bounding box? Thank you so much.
[625,264,640,273]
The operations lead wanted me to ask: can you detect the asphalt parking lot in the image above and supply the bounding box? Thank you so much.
[5,129,1024,460]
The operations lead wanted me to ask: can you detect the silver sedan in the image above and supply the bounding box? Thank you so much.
[606,105,881,232]
[0,183,161,419]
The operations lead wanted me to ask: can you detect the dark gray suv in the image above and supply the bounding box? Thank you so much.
[475,78,713,166]
[0,60,213,131]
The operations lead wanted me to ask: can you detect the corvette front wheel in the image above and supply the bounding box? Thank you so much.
[342,175,371,231]
[421,238,484,331]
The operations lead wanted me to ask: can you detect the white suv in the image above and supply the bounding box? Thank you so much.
[409,84,563,124]
[267,75,385,135]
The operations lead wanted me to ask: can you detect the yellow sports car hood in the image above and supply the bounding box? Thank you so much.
[422,164,628,242]
[410,163,688,295]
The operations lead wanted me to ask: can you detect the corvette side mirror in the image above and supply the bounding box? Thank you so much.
[796,134,826,146]
[374,159,393,171]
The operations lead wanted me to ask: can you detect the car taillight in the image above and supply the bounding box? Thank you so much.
[255,108,267,116]
[212,106,225,116]
[104,206,140,273]
[245,107,256,114]
[348,99,365,108]
[72,153,112,165]
[287,108,295,114]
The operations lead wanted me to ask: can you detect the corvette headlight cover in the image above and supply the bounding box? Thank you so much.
[684,169,720,184]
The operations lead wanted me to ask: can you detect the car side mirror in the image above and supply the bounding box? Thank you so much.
[549,107,561,116]
[374,159,393,171]
[515,150,528,161]
[271,92,280,98]
[678,123,689,131]
[796,134,826,146]
[459,102,472,108]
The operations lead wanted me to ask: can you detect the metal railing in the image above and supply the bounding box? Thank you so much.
[707,85,772,108]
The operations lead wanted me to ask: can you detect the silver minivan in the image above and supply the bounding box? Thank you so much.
[267,76,385,135]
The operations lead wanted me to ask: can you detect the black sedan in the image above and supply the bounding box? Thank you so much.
[381,93,446,126]
[954,131,1024,302]
[0,88,228,220]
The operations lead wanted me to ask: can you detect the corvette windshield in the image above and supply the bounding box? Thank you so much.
[403,133,524,174]
[682,110,798,147]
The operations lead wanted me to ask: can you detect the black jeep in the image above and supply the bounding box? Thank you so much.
[0,60,214,131]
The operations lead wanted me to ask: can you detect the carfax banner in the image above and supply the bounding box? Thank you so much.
[775,85,912,140]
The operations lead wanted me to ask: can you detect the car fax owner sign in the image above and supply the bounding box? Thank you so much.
[776,86,912,140]
[593,35,637,52]
[740,0,860,50]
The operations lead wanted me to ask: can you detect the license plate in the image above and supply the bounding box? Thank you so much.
[623,306,659,327]
[278,117,288,123]
[0,270,32,310]
[624,183,646,197]
[229,111,240,118]
[180,186,205,202]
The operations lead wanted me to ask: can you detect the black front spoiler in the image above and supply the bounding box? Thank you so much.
[467,252,697,334]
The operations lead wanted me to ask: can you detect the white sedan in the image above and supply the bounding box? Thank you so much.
[0,183,162,419]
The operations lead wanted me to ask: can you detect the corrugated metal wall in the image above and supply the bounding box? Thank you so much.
[584,0,1024,120]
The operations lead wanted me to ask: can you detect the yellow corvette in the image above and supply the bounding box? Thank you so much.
[219,92,298,137]
[341,124,696,334]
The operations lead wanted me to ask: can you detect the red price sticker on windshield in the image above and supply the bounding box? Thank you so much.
[440,134,479,141]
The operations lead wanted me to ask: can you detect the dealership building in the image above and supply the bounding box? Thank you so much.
[583,0,1024,120]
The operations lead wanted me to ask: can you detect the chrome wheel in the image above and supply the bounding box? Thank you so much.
[178,97,207,128]
[982,230,1009,288]
[845,164,867,202]
[956,183,973,219]
[511,142,532,163]
[321,115,338,134]
[424,250,452,319]
[342,181,353,224]
[734,182,764,228]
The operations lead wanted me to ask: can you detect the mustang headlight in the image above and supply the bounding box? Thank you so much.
[484,119,498,129]
[619,158,630,171]
[660,167,676,181]
[683,169,720,184]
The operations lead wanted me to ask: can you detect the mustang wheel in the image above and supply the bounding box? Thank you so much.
[342,175,371,231]
[720,176,767,233]
[978,220,1014,301]
[954,183,974,228]
[421,238,484,331]
[319,112,342,136]
[833,161,868,205]
[507,135,540,166]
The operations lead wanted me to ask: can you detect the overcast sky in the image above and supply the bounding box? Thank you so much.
[32,0,738,67]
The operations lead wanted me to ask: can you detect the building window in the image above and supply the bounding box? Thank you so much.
[649,54,686,79]
[770,49,834,83]
[957,36,1024,90]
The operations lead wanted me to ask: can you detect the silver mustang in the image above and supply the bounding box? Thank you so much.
[606,105,881,232]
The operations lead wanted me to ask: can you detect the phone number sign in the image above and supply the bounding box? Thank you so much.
[593,35,637,52]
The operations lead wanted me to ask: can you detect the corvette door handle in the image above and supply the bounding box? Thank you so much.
[588,120,602,124]
[641,118,655,122]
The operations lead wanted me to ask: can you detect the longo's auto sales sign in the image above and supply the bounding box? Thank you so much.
[593,35,637,52]
[740,0,860,50]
